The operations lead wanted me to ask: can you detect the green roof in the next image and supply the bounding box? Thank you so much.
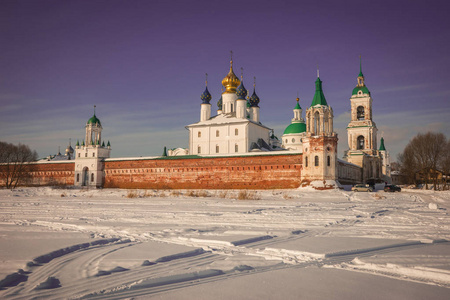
[87,114,101,126]
[379,137,386,151]
[352,86,370,96]
[283,122,306,135]
[310,77,328,106]
[294,101,301,110]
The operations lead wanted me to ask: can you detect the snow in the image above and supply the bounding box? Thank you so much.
[0,187,449,299]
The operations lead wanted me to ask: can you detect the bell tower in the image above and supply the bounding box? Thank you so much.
[345,57,377,155]
[301,71,338,184]
[344,57,382,183]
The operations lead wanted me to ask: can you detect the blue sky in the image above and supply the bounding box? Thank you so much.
[1,0,449,160]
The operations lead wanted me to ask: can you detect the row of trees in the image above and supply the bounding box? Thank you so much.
[0,141,38,189]
[398,132,450,190]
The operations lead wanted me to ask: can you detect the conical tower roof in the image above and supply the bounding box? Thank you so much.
[311,77,328,107]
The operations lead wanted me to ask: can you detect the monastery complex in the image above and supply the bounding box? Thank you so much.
[1,57,391,189]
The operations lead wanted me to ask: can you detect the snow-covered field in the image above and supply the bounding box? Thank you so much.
[0,187,449,299]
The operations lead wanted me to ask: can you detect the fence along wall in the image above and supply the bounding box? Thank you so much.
[104,154,303,189]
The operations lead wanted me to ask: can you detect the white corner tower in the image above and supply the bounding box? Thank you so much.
[74,106,111,188]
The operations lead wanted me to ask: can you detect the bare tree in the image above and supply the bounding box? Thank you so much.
[399,132,447,190]
[440,139,450,190]
[0,141,38,189]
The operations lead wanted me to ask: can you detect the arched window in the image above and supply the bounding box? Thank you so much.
[198,131,201,138]
[314,111,320,135]
[216,130,219,137]
[315,156,319,166]
[357,135,365,150]
[93,153,95,157]
[78,153,80,158]
[197,146,201,154]
[231,104,233,112]
[327,156,331,167]
[357,106,365,120]
[216,145,219,153]
[76,174,80,182]
[235,128,238,135]
[91,173,94,182]
[292,138,295,143]
[235,144,238,152]
[85,153,87,157]
[285,139,288,144]
[305,156,308,167]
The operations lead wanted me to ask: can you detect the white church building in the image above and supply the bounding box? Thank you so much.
[186,60,272,155]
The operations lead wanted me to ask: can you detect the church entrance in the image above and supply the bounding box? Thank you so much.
[82,167,89,186]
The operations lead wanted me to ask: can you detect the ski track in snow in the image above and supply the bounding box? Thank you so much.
[0,187,449,299]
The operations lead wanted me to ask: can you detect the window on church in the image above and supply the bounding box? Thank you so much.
[197,146,201,154]
[78,153,80,158]
[315,156,319,166]
[235,144,238,152]
[314,111,320,135]
[235,128,238,136]
[85,153,87,157]
[357,106,365,120]
[216,130,219,137]
[93,153,95,157]
[91,173,94,182]
[292,138,295,143]
[327,156,331,167]
[357,135,365,150]
[216,145,219,153]
[76,174,80,182]
[231,104,233,111]
[285,139,288,144]
[305,157,308,167]
[198,131,201,138]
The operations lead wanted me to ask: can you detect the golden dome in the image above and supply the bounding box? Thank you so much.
[221,60,241,93]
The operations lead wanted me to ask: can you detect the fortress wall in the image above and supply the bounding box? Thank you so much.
[0,162,75,187]
[103,154,303,189]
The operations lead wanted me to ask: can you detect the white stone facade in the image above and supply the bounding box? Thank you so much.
[74,115,111,187]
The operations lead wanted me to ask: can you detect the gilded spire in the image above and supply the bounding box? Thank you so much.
[221,51,240,93]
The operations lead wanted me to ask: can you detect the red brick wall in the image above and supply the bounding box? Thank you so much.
[104,154,302,189]
[0,162,75,187]
[28,162,75,186]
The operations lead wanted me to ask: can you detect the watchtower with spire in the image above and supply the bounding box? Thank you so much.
[301,71,338,183]
[74,106,111,188]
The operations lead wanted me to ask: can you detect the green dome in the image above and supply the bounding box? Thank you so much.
[87,114,101,126]
[352,86,370,96]
[283,122,306,135]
